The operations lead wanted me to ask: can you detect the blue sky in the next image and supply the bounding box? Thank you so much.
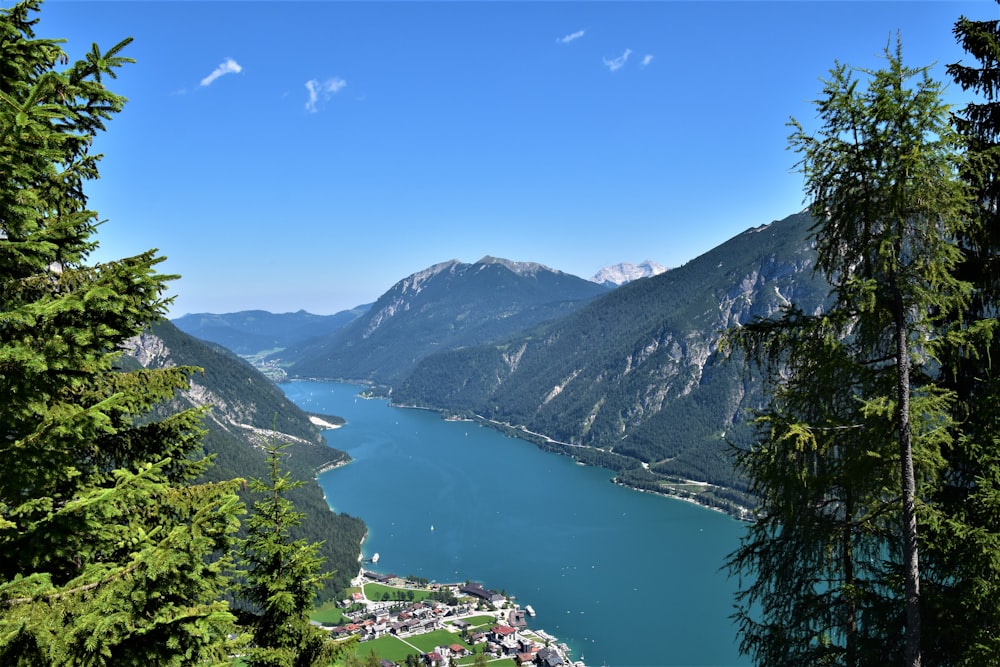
[39,0,993,315]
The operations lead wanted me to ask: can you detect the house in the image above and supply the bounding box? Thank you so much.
[508,608,527,627]
[535,647,565,667]
[490,625,518,642]
[448,644,467,657]
[500,637,520,656]
[424,651,444,666]
[460,582,505,604]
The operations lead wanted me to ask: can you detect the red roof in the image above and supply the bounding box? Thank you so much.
[493,625,516,636]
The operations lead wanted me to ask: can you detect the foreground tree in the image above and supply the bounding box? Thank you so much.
[0,1,243,663]
[917,6,1000,664]
[236,443,346,667]
[729,39,972,667]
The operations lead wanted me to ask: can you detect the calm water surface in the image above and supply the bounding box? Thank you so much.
[282,381,750,667]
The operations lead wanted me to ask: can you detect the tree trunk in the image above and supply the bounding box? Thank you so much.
[894,285,921,667]
[843,481,857,667]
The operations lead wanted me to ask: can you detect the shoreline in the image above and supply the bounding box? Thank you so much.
[300,376,753,520]
[395,402,753,521]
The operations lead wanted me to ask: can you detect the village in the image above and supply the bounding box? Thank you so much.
[322,568,584,667]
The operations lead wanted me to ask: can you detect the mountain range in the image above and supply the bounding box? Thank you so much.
[273,256,611,386]
[171,211,828,514]
[172,306,371,355]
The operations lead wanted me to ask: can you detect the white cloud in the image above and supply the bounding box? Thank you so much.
[200,58,242,87]
[603,49,632,72]
[557,29,585,44]
[305,77,347,113]
[641,54,654,67]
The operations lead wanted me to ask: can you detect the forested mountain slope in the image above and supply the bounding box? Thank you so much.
[394,212,829,512]
[173,306,370,355]
[122,321,366,599]
[281,256,610,386]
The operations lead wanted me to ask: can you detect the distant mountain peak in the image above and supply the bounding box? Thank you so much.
[591,260,668,287]
[475,256,552,277]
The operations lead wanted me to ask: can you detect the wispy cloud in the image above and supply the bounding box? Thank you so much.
[603,49,632,72]
[200,58,242,87]
[557,29,585,45]
[305,77,347,113]
[641,54,654,67]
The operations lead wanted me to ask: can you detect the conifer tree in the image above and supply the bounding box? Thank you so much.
[0,1,243,663]
[729,39,973,667]
[236,442,345,667]
[916,5,1000,664]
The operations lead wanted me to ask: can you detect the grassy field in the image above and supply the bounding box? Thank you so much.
[362,582,433,603]
[444,614,498,635]
[404,628,470,653]
[310,601,346,626]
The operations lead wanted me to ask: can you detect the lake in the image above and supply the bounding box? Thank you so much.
[282,380,750,667]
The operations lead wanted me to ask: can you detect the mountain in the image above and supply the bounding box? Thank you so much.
[122,321,366,599]
[393,212,828,513]
[591,260,668,287]
[172,306,370,356]
[279,256,611,386]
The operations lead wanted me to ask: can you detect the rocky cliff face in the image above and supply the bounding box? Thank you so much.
[123,327,316,450]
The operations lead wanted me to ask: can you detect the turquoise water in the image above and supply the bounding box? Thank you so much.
[283,381,750,667]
